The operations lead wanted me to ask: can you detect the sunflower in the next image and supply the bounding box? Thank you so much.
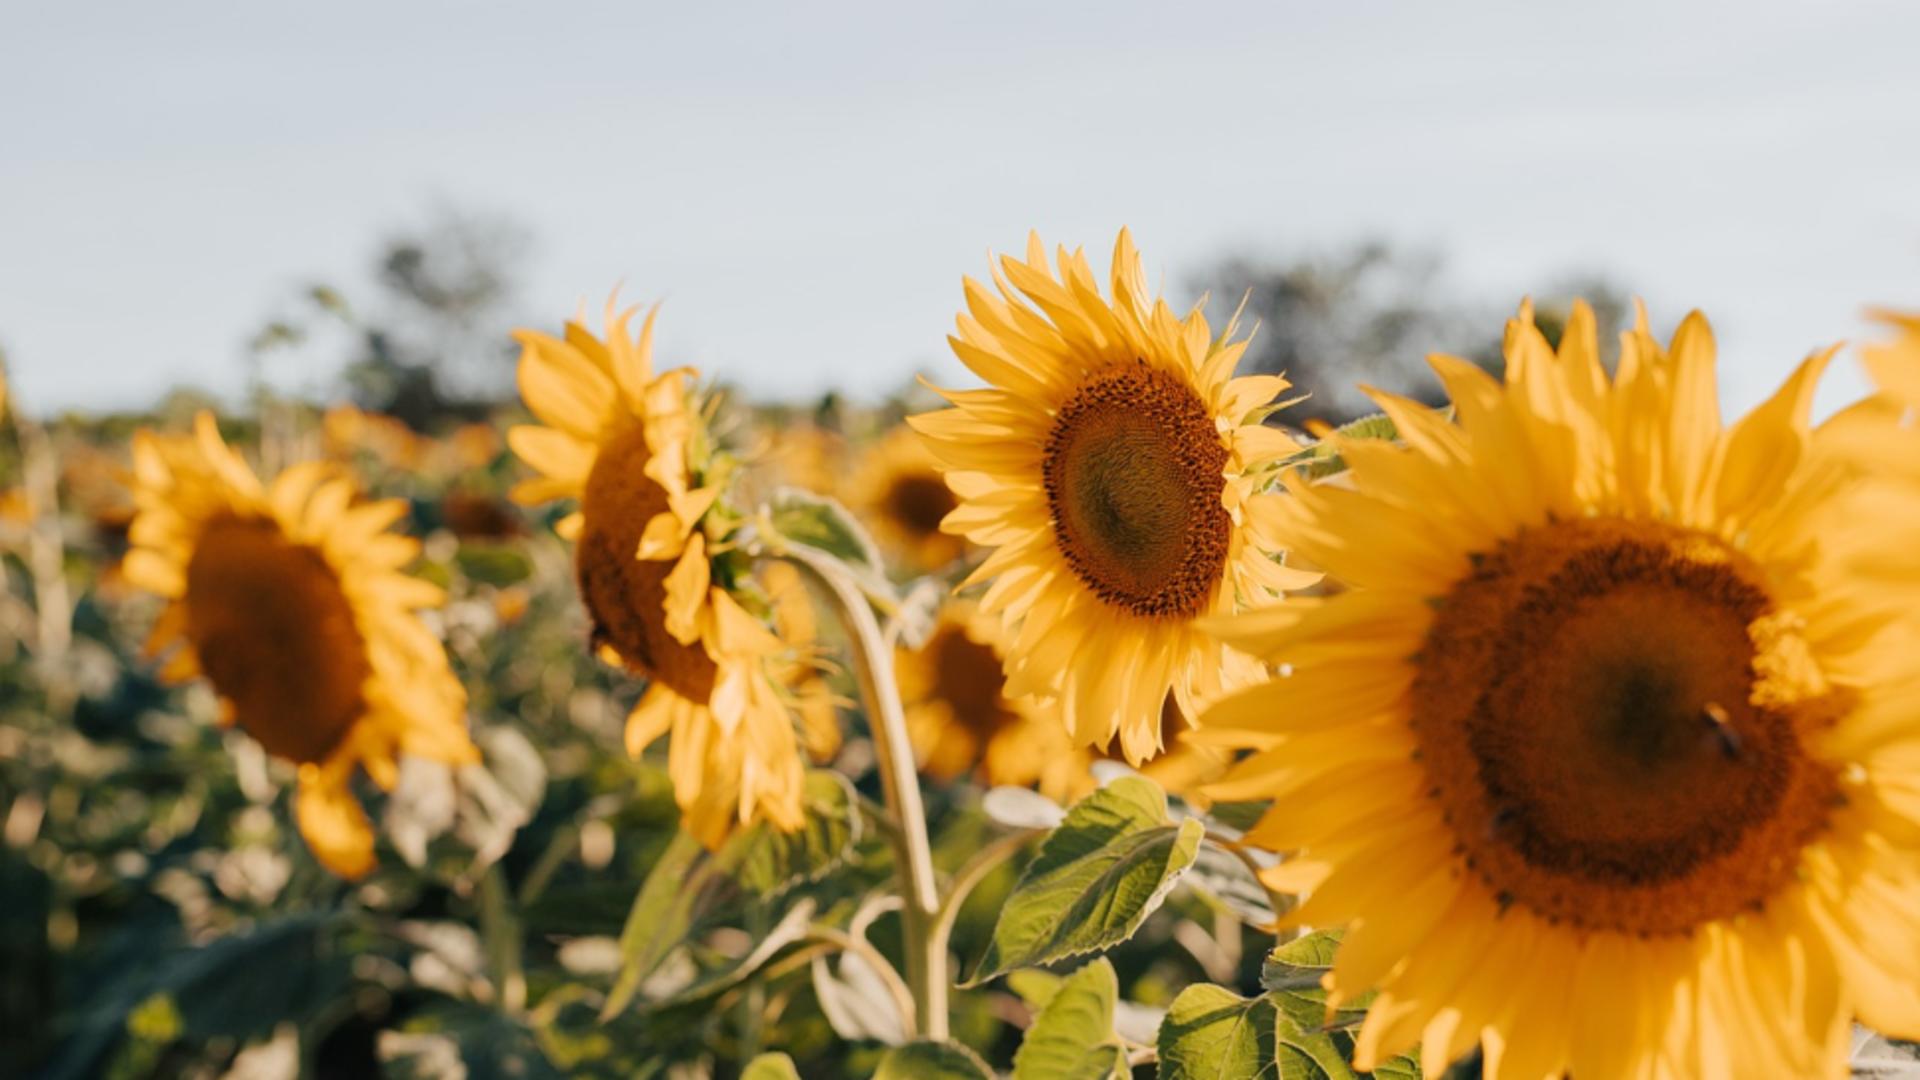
[508,304,828,848]
[1199,301,1920,1079]
[322,404,427,473]
[753,419,849,501]
[124,413,476,878]
[898,602,1096,804]
[910,230,1312,762]
[848,425,967,572]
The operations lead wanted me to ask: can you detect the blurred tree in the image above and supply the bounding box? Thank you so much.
[1189,241,1484,426]
[346,207,530,428]
[1190,244,1636,426]
[243,207,528,431]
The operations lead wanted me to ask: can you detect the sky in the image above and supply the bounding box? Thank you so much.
[4,1,1918,418]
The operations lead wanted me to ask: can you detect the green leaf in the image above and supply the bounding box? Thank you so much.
[603,831,710,1019]
[766,486,886,573]
[1261,931,1342,988]
[1157,984,1358,1080]
[1260,931,1368,1031]
[51,911,347,1080]
[455,544,533,586]
[874,1040,997,1080]
[1007,969,1065,1012]
[970,777,1205,983]
[1203,801,1269,833]
[1157,984,1279,1080]
[724,770,863,896]
[741,1052,805,1080]
[1291,412,1401,480]
[601,771,859,1019]
[1365,1051,1424,1080]
[647,898,818,1008]
[1255,932,1422,1077]
[1013,958,1128,1080]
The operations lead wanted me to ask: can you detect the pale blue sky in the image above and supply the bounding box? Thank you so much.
[4,1,1916,416]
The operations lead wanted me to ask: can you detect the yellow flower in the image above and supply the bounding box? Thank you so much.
[1201,302,1920,1079]
[911,230,1312,761]
[446,422,503,472]
[898,602,1096,804]
[322,405,427,472]
[848,425,967,572]
[508,304,827,848]
[754,419,849,500]
[125,413,476,878]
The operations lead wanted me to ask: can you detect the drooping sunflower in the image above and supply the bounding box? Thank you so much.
[910,230,1313,761]
[848,425,967,572]
[124,413,477,878]
[898,601,1096,804]
[1200,302,1920,1079]
[508,304,829,848]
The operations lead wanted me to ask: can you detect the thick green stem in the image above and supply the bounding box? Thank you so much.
[782,546,947,1041]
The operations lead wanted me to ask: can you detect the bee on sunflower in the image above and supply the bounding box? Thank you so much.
[124,413,477,878]
[910,230,1314,762]
[1200,301,1920,1079]
[508,304,836,848]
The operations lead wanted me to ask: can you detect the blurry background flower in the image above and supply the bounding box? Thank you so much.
[124,413,478,878]
[898,602,1096,805]
[847,425,966,573]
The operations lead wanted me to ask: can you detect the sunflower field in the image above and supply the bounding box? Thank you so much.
[7,231,1920,1080]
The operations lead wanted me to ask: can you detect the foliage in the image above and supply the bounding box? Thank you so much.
[0,370,1361,1078]
[970,777,1205,984]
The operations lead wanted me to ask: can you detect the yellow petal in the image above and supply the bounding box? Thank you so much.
[294,765,377,879]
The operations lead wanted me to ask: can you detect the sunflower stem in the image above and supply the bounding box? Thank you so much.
[780,545,947,1042]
